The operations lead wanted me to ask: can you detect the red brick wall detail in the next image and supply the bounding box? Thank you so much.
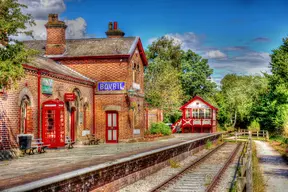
[45,28,66,55]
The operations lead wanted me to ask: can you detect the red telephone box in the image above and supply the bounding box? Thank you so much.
[42,99,65,148]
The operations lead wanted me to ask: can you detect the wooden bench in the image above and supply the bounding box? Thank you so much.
[18,138,37,155]
[32,139,50,153]
[86,134,100,145]
[21,146,38,155]
[65,136,75,149]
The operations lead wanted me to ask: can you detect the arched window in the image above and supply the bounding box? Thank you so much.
[20,96,30,134]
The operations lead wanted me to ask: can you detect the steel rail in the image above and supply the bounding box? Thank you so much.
[150,142,227,192]
[205,142,242,192]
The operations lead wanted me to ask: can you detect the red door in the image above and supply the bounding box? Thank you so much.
[71,109,75,141]
[106,112,118,143]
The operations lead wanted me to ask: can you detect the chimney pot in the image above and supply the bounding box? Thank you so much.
[114,22,118,30]
[105,21,125,38]
[48,14,59,23]
[108,22,113,30]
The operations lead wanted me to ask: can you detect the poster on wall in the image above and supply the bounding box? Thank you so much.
[97,82,125,92]
[42,78,53,95]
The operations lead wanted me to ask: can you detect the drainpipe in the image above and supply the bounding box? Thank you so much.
[37,70,41,138]
[92,84,96,135]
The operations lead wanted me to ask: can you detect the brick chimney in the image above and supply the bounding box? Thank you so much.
[45,14,67,55]
[105,21,125,38]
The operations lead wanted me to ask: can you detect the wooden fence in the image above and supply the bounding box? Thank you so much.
[231,132,253,192]
[235,129,269,141]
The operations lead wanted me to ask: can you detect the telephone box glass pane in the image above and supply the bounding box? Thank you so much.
[46,110,56,144]
[60,110,65,142]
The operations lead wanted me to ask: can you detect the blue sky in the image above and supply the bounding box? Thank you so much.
[19,0,288,83]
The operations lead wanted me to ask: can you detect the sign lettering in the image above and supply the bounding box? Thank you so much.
[64,93,76,102]
[97,82,125,91]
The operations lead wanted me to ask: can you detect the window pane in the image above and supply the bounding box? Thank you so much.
[199,109,205,118]
[193,109,199,118]
[113,113,117,126]
[113,130,117,140]
[108,130,112,140]
[205,109,211,118]
[108,114,112,127]
[185,109,190,118]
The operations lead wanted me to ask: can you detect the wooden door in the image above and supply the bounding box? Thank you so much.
[106,112,118,143]
[71,109,75,141]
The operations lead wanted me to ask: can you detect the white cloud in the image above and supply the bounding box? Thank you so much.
[148,37,157,44]
[210,51,271,84]
[65,18,88,39]
[12,18,88,40]
[14,0,90,40]
[19,0,66,19]
[148,32,271,84]
[205,50,227,59]
[165,32,202,51]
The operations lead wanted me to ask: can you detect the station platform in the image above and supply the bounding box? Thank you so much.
[0,133,214,190]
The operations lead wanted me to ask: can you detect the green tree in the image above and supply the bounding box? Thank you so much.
[180,50,216,101]
[145,58,184,118]
[146,36,183,69]
[0,0,36,89]
[254,37,288,134]
[220,74,268,128]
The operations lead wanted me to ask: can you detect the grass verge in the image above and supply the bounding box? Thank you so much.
[269,135,288,162]
[252,142,265,192]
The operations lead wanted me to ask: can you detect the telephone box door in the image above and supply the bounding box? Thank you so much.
[43,109,57,147]
[42,100,65,148]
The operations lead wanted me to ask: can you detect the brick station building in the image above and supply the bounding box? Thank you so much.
[0,14,148,153]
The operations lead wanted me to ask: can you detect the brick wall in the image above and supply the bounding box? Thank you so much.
[60,47,146,142]
[147,109,163,129]
[0,70,93,152]
[0,71,38,151]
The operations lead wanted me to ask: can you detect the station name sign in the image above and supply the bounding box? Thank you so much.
[64,93,76,102]
[97,82,125,91]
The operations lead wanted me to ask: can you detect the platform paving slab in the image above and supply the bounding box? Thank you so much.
[254,140,288,192]
[0,133,212,190]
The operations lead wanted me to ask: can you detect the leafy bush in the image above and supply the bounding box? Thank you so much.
[205,139,212,149]
[150,122,172,135]
[169,159,180,168]
[270,135,288,144]
[248,120,260,132]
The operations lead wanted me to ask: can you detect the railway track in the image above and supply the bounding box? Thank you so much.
[150,142,241,192]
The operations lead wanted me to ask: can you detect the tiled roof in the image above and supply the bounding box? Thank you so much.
[26,57,95,83]
[23,37,137,57]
